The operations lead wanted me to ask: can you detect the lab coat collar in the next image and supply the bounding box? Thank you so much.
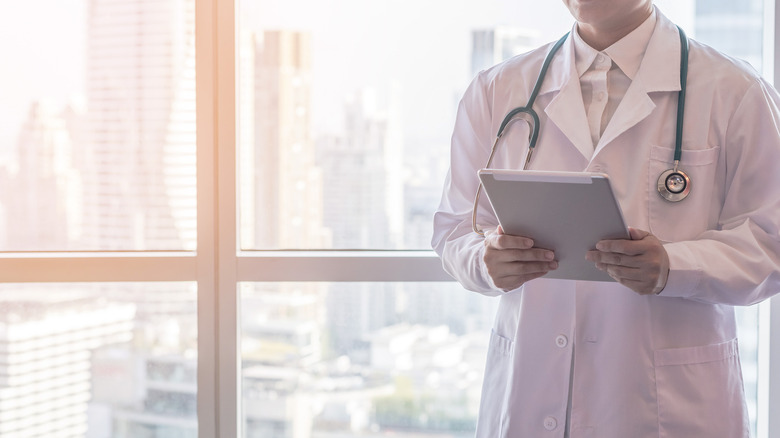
[603,8,657,81]
[571,9,656,81]
[542,33,594,159]
[633,7,683,94]
[595,8,682,153]
[539,7,683,160]
[538,6,681,97]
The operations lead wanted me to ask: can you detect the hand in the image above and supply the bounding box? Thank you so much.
[585,228,670,295]
[483,226,558,292]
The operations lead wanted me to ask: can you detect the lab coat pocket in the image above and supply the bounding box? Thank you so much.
[654,339,749,438]
[647,146,720,242]
[475,329,514,438]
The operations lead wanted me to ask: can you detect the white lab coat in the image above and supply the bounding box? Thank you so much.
[432,9,780,438]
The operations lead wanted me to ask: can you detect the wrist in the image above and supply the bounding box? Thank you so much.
[653,266,670,295]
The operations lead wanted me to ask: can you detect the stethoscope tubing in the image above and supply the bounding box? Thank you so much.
[472,26,690,235]
[674,26,688,165]
[471,33,569,235]
[496,33,570,142]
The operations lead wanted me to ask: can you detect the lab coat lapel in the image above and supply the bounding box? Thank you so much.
[593,9,682,157]
[594,81,655,154]
[542,39,594,160]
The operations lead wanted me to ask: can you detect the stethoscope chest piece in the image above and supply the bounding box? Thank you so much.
[657,167,691,202]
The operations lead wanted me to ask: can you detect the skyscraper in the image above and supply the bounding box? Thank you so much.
[251,30,329,249]
[0,287,135,437]
[81,0,196,250]
[2,101,83,250]
[317,88,404,249]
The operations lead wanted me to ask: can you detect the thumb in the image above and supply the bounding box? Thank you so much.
[628,227,650,241]
[484,225,503,239]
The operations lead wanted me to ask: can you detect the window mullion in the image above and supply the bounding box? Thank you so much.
[196,0,219,435]
[0,255,197,282]
[236,252,452,282]
[215,0,240,436]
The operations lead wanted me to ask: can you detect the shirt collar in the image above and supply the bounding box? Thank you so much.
[572,8,657,80]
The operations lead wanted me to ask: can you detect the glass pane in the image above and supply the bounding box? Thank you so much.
[236,0,574,250]
[0,282,197,437]
[238,0,767,433]
[240,282,498,437]
[736,306,760,437]
[0,0,196,251]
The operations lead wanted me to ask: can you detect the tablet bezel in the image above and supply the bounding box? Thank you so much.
[477,169,630,282]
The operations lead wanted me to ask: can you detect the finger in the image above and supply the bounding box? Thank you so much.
[595,238,647,256]
[601,264,644,281]
[494,271,550,292]
[512,260,558,274]
[485,255,558,277]
[616,278,658,296]
[597,229,660,254]
[586,250,644,268]
[487,233,534,251]
[628,227,651,241]
[490,262,556,289]
[502,248,555,263]
[484,226,503,238]
[485,250,554,270]
[492,260,558,276]
[595,263,647,287]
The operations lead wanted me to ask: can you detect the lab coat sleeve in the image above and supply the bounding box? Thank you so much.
[661,78,780,306]
[432,72,504,296]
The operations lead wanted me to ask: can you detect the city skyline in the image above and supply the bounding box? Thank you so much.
[0,0,767,436]
[2,0,700,168]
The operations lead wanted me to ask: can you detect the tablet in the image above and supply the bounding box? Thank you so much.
[478,169,630,282]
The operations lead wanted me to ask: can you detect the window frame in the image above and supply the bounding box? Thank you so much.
[0,0,778,437]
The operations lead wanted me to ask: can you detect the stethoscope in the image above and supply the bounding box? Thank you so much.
[473,26,690,235]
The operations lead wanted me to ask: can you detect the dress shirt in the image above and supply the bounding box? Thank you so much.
[564,11,657,437]
[572,10,657,154]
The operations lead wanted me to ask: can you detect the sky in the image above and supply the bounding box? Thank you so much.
[0,1,86,162]
[0,0,695,165]
[239,0,693,147]
[242,0,575,145]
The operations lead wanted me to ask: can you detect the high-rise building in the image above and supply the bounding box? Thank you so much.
[250,30,329,249]
[99,355,197,438]
[238,28,328,361]
[81,0,196,250]
[2,101,83,250]
[315,89,406,354]
[0,287,135,437]
[317,88,404,249]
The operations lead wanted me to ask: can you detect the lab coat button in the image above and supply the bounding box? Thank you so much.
[555,335,568,348]
[544,416,558,430]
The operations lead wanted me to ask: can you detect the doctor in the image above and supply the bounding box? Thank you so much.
[433,0,780,437]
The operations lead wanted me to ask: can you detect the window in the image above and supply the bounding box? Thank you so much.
[1,0,779,437]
